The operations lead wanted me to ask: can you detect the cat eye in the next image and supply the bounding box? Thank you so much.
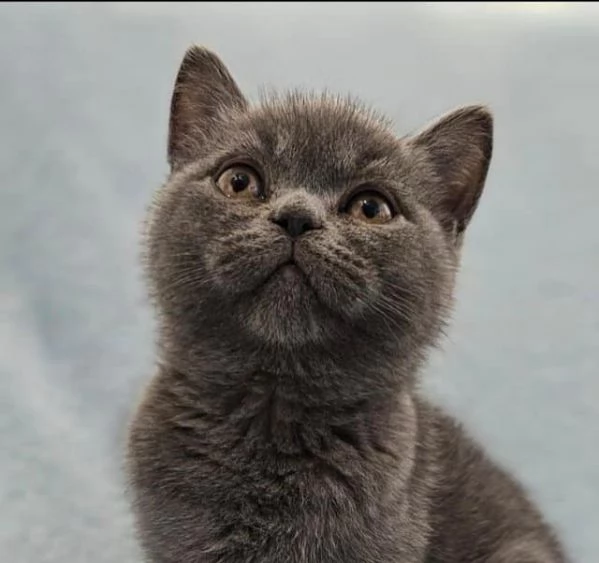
[344,190,395,224]
[215,164,265,200]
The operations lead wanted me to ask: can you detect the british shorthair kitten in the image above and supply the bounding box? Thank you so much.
[126,46,568,563]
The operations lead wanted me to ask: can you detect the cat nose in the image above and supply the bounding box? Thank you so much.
[271,210,322,238]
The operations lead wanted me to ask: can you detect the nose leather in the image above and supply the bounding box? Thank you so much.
[271,211,321,238]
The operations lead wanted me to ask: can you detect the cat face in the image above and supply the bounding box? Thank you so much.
[146,47,493,353]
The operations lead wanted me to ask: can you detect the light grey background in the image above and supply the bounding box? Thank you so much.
[1,3,597,562]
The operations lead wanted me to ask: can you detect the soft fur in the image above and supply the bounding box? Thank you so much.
[125,46,568,563]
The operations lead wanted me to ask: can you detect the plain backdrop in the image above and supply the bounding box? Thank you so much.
[1,3,597,562]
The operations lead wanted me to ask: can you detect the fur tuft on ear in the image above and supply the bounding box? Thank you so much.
[407,105,493,237]
[168,46,248,169]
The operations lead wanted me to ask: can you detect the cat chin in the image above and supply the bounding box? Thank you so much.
[238,268,337,347]
[245,310,331,348]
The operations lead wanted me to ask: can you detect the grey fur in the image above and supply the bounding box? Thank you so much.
[125,46,568,563]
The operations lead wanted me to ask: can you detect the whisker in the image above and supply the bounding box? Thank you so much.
[159,267,213,296]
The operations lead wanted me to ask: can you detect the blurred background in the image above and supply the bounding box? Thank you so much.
[1,2,597,562]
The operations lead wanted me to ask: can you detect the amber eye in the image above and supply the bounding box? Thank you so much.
[345,191,395,224]
[215,164,264,200]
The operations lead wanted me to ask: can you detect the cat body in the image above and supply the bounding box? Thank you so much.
[126,47,568,563]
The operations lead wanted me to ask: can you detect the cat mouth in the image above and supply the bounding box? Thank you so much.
[258,251,316,292]
[255,251,350,323]
[256,248,329,307]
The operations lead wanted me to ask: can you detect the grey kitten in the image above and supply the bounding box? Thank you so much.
[126,46,569,563]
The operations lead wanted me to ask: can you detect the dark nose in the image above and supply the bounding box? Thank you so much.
[271,211,322,238]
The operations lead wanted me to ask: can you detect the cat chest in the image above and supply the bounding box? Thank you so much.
[196,461,425,563]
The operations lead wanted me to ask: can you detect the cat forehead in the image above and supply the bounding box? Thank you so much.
[241,94,401,171]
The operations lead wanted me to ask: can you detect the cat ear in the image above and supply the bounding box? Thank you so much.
[406,105,493,237]
[168,46,248,169]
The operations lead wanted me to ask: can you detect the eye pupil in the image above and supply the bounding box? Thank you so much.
[216,164,264,200]
[362,199,379,219]
[344,189,395,224]
[230,172,250,192]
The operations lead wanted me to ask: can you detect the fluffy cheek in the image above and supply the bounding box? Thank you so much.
[147,180,269,306]
[375,214,458,340]
[320,213,456,340]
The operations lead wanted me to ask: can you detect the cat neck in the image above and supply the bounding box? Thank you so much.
[158,331,423,457]
[161,330,421,411]
[160,353,418,473]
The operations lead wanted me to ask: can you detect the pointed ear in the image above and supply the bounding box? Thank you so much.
[168,46,248,169]
[406,105,493,237]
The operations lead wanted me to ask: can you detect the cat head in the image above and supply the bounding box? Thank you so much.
[146,46,492,368]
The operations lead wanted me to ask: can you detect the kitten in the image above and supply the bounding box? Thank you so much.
[125,46,569,563]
